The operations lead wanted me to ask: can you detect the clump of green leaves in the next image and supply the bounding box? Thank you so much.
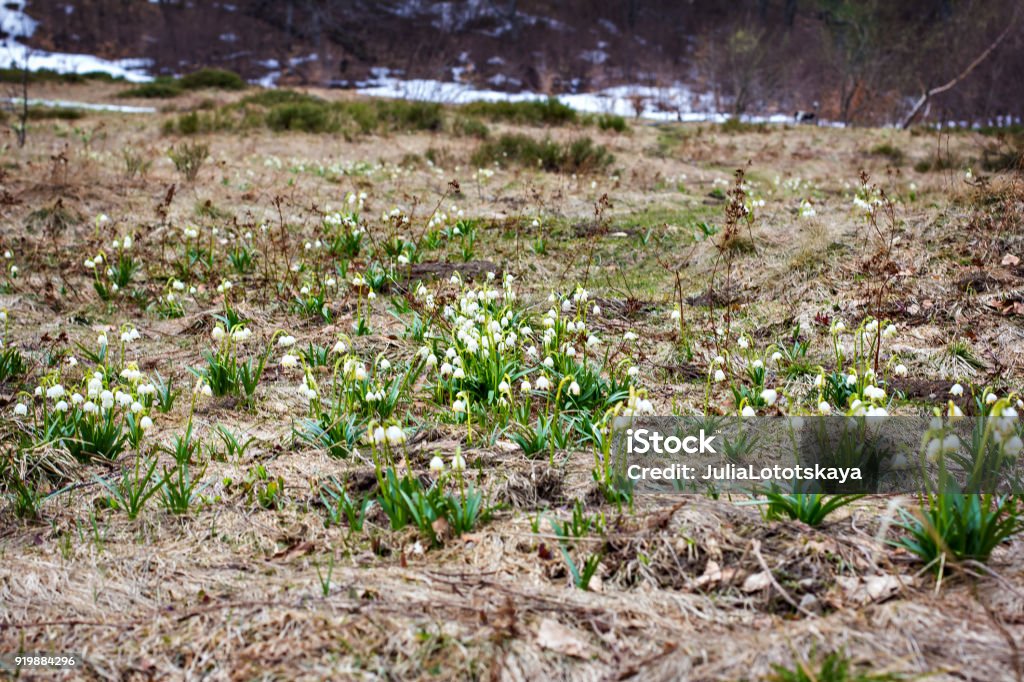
[759,491,864,526]
[892,491,1024,573]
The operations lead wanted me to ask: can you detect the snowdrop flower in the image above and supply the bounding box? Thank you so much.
[543,356,554,369]
[985,392,998,405]
[591,305,601,317]
[498,380,510,394]
[627,366,640,379]
[212,325,226,342]
[864,385,886,401]
[452,367,466,380]
[46,385,66,400]
[950,383,964,397]
[771,352,783,363]
[278,335,296,347]
[947,402,964,422]
[451,451,467,471]
[453,398,466,413]
[568,381,581,396]
[83,401,98,414]
[737,337,749,349]
[818,401,832,414]
[378,358,391,371]
[1004,435,1023,458]
[535,376,550,391]
[714,369,726,382]
[140,416,153,430]
[760,389,778,406]
[385,425,406,445]
[624,331,638,342]
[894,364,907,377]
[280,354,299,369]
[740,405,756,417]
[429,456,445,473]
[520,380,532,394]
[54,400,69,412]
[13,403,27,416]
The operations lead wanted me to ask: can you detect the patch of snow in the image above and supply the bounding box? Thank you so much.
[1,0,38,39]
[0,1,152,82]
[356,74,816,125]
[5,97,155,113]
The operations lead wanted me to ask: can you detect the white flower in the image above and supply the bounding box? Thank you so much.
[280,354,299,368]
[950,383,964,397]
[46,385,65,400]
[212,326,226,341]
[453,399,466,413]
[520,380,532,394]
[83,401,98,414]
[818,401,832,414]
[452,367,466,380]
[278,335,296,347]
[737,337,749,349]
[760,388,778,406]
[54,400,69,412]
[535,376,550,391]
[451,451,466,471]
[624,331,638,342]
[985,392,998,405]
[568,381,581,396]
[741,405,756,417]
[140,416,153,430]
[1004,436,1023,458]
[771,352,783,363]
[894,364,908,377]
[429,456,445,473]
[714,369,726,382]
[385,425,406,445]
[498,380,510,394]
[627,366,640,379]
[13,403,27,416]
[864,385,886,401]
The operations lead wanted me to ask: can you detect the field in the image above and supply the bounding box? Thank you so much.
[2,82,1024,681]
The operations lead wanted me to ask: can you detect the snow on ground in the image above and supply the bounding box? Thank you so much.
[4,97,155,113]
[0,0,153,82]
[355,72,796,124]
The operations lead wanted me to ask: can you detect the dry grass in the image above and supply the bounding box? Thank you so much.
[1,83,1023,680]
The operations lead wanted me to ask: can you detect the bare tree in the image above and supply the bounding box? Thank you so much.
[900,6,1019,128]
[2,44,31,148]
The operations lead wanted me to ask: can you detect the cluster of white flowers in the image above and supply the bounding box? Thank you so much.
[798,199,816,218]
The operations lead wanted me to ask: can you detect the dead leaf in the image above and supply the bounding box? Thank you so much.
[742,571,772,592]
[835,574,911,604]
[536,618,591,659]
[1002,254,1020,266]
